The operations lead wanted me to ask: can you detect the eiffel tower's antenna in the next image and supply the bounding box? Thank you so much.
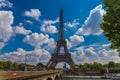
[59,9,64,40]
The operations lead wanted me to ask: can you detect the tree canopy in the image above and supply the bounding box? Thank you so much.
[101,0,120,55]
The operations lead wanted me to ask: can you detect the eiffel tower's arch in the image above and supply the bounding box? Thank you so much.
[56,62,70,69]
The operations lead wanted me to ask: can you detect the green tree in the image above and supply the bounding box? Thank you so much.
[116,63,120,67]
[18,63,25,71]
[92,62,102,71]
[79,64,83,71]
[103,64,108,68]
[11,62,18,70]
[101,0,120,55]
[36,62,44,68]
[36,62,46,70]
[0,62,4,70]
[108,61,115,68]
[83,63,91,71]
[3,61,13,70]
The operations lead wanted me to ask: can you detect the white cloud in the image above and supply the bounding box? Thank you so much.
[66,39,72,49]
[24,9,41,20]
[69,35,84,46]
[65,35,84,49]
[0,44,119,65]
[76,4,106,36]
[0,42,5,49]
[24,20,33,25]
[41,25,57,34]
[0,0,13,8]
[14,25,32,35]
[72,47,97,64]
[44,38,55,51]
[98,49,109,57]
[102,43,111,48]
[97,49,119,64]
[0,48,51,65]
[72,46,119,64]
[84,47,96,56]
[40,18,59,34]
[0,11,13,42]
[23,33,55,48]
[98,49,118,57]
[65,19,79,28]
[43,18,59,24]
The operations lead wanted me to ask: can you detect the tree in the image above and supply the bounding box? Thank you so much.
[108,61,115,68]
[92,62,102,71]
[18,63,25,71]
[11,62,18,70]
[36,62,44,67]
[3,61,13,70]
[101,0,120,55]
[36,62,45,70]
[0,62,4,70]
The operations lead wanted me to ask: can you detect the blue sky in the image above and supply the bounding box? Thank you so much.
[0,0,119,65]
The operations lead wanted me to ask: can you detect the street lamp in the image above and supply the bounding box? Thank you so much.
[24,53,27,71]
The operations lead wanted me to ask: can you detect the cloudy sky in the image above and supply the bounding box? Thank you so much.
[0,0,119,66]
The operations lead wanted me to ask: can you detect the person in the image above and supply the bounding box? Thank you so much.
[63,63,67,70]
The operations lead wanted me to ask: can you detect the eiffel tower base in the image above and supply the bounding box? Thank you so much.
[47,53,74,69]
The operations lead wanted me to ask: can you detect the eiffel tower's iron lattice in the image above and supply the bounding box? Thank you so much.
[47,9,74,69]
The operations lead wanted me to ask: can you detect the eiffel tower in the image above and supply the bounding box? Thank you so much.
[47,9,74,69]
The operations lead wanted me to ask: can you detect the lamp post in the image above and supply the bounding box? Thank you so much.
[24,53,27,71]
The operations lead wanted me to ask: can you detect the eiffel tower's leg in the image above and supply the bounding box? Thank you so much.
[64,57,74,68]
[48,61,56,69]
[64,45,68,53]
[50,62,57,69]
[51,60,58,69]
[47,59,53,68]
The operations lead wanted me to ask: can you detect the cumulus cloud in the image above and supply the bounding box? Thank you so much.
[41,25,57,34]
[24,20,33,25]
[84,47,96,56]
[72,46,119,64]
[97,49,119,64]
[24,9,41,20]
[14,25,32,35]
[0,42,5,49]
[40,18,59,34]
[43,18,59,24]
[69,35,84,46]
[72,47,97,64]
[44,38,56,52]
[66,39,72,49]
[65,35,84,50]
[23,33,55,49]
[102,43,111,48]
[65,19,79,28]
[76,47,96,57]
[98,49,118,57]
[72,48,90,64]
[76,4,106,36]
[0,0,13,8]
[0,48,51,65]
[0,11,13,42]
[98,49,109,57]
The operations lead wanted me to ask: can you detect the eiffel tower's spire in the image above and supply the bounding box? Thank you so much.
[59,9,64,40]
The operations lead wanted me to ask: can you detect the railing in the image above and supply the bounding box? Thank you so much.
[0,70,63,80]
